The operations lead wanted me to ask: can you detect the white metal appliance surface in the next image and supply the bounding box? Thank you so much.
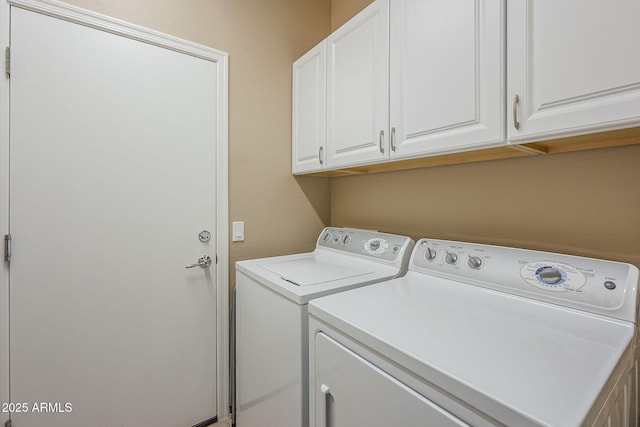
[235,227,414,427]
[309,238,639,427]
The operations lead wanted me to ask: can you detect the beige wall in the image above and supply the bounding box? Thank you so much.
[332,0,373,30]
[329,0,640,268]
[58,0,333,290]
[331,145,640,267]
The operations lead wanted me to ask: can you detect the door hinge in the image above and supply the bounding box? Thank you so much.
[4,234,11,263]
[5,47,10,78]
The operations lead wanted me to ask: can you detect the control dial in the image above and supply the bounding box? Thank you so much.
[537,267,563,284]
[466,255,483,270]
[364,238,389,255]
[520,261,585,292]
[444,252,459,265]
[424,247,437,261]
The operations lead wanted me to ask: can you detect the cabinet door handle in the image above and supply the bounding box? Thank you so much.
[379,130,385,154]
[319,146,324,165]
[513,94,520,130]
[320,384,332,427]
[390,127,396,152]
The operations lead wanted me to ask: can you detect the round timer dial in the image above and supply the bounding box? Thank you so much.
[364,238,389,255]
[536,267,564,284]
[520,261,586,292]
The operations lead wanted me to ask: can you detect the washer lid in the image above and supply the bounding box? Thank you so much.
[309,272,636,427]
[236,251,403,304]
[259,257,374,286]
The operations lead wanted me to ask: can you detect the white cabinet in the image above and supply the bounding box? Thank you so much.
[293,0,640,174]
[313,332,468,427]
[508,0,640,143]
[292,2,388,175]
[326,0,389,168]
[292,40,326,174]
[390,0,505,158]
[292,0,505,174]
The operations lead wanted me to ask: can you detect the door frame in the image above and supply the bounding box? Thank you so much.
[0,0,230,423]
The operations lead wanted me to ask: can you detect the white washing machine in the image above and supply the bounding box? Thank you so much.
[309,238,639,427]
[234,227,415,427]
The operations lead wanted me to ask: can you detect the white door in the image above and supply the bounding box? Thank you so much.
[508,0,640,143]
[9,7,218,426]
[389,0,505,158]
[326,0,389,168]
[292,40,327,174]
[314,333,469,427]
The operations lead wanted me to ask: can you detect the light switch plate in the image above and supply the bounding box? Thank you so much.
[232,221,244,242]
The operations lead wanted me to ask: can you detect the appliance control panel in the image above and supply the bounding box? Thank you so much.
[317,227,414,265]
[410,238,639,323]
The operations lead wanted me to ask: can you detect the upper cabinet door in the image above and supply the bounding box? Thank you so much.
[326,0,389,168]
[508,0,640,143]
[390,0,505,159]
[292,40,327,174]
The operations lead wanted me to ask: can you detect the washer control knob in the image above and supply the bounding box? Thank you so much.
[538,267,563,284]
[467,255,483,270]
[424,247,437,261]
[444,252,458,265]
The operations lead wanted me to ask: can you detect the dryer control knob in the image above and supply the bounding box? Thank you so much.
[538,267,563,284]
[424,247,437,261]
[444,252,458,265]
[467,255,483,270]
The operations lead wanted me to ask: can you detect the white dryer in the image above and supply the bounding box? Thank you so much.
[234,227,414,427]
[309,238,639,427]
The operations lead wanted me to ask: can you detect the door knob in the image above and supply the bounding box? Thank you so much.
[185,255,212,269]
